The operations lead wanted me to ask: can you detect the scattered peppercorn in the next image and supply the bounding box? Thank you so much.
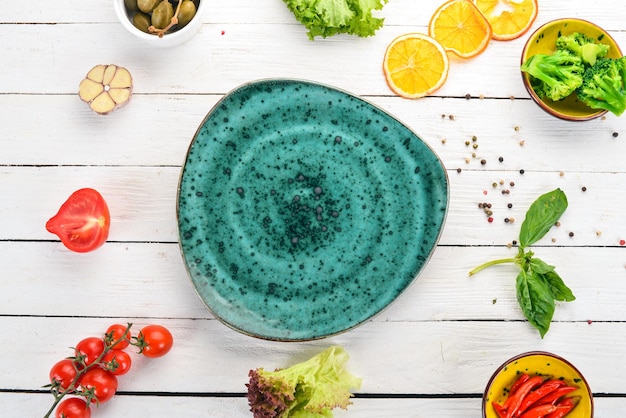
[582,186,587,192]
[620,239,625,246]
[569,232,575,237]
[519,169,525,174]
[465,93,471,100]
[498,156,504,162]
[472,135,477,142]
[510,181,515,187]
[465,140,471,146]
[613,132,619,138]
[449,115,455,120]
[555,221,561,227]
[559,171,565,177]
[514,125,520,132]
[456,167,462,173]
[507,203,513,209]
[473,144,478,149]
[504,218,510,223]
[481,159,486,165]
[492,182,498,188]
[512,240,517,245]
[488,217,494,223]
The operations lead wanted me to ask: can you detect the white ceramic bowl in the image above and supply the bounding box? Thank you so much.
[113,0,206,47]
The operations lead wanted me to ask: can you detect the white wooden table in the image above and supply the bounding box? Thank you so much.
[2,1,626,416]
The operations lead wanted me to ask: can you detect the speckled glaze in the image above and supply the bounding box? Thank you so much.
[177,79,448,341]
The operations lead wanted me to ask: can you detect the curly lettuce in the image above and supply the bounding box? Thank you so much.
[246,346,361,417]
[282,0,388,40]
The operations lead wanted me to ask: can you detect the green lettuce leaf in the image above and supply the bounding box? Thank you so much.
[247,346,361,417]
[282,0,388,40]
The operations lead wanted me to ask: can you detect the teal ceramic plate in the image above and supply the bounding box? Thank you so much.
[177,79,449,341]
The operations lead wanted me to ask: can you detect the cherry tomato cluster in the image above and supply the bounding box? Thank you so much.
[46,323,173,418]
[491,373,579,418]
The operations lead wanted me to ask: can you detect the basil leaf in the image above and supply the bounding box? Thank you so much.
[516,269,555,338]
[529,258,555,274]
[519,189,568,249]
[541,268,576,302]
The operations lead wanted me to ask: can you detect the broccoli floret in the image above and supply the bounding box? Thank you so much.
[577,57,626,116]
[556,32,610,66]
[521,50,584,101]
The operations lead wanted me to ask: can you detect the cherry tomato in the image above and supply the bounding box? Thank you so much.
[49,359,78,390]
[46,188,110,253]
[79,368,118,403]
[55,397,91,418]
[102,350,132,375]
[105,324,131,350]
[75,337,105,366]
[137,324,173,358]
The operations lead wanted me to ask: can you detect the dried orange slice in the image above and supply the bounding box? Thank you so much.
[428,0,492,59]
[473,0,538,40]
[383,33,450,99]
[79,64,133,115]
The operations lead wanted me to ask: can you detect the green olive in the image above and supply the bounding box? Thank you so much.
[132,12,151,33]
[151,0,174,30]
[177,0,197,28]
[137,0,160,13]
[124,0,139,12]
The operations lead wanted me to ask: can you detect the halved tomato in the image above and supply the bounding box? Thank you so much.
[46,188,110,253]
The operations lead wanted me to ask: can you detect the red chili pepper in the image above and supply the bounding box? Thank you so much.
[505,375,544,418]
[503,374,530,410]
[492,401,507,418]
[532,385,577,407]
[518,404,557,418]
[516,380,565,413]
[545,397,577,418]
[510,374,531,396]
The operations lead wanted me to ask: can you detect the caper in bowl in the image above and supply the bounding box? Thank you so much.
[114,0,205,47]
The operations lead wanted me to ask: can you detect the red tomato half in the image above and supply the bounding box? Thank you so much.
[46,188,110,253]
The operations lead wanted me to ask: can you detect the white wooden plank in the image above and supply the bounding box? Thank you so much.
[2,22,625,98]
[2,94,625,169]
[4,392,626,418]
[1,166,624,246]
[5,0,626,30]
[1,242,625,323]
[2,317,625,395]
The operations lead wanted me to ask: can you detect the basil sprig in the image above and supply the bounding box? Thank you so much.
[469,188,575,337]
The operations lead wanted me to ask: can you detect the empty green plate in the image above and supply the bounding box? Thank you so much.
[177,79,448,341]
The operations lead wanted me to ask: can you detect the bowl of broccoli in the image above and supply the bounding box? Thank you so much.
[520,18,624,121]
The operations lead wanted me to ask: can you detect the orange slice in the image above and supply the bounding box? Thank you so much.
[473,0,538,40]
[428,0,492,59]
[383,33,450,99]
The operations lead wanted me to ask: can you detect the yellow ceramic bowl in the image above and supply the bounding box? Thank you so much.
[521,18,622,121]
[483,352,593,418]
